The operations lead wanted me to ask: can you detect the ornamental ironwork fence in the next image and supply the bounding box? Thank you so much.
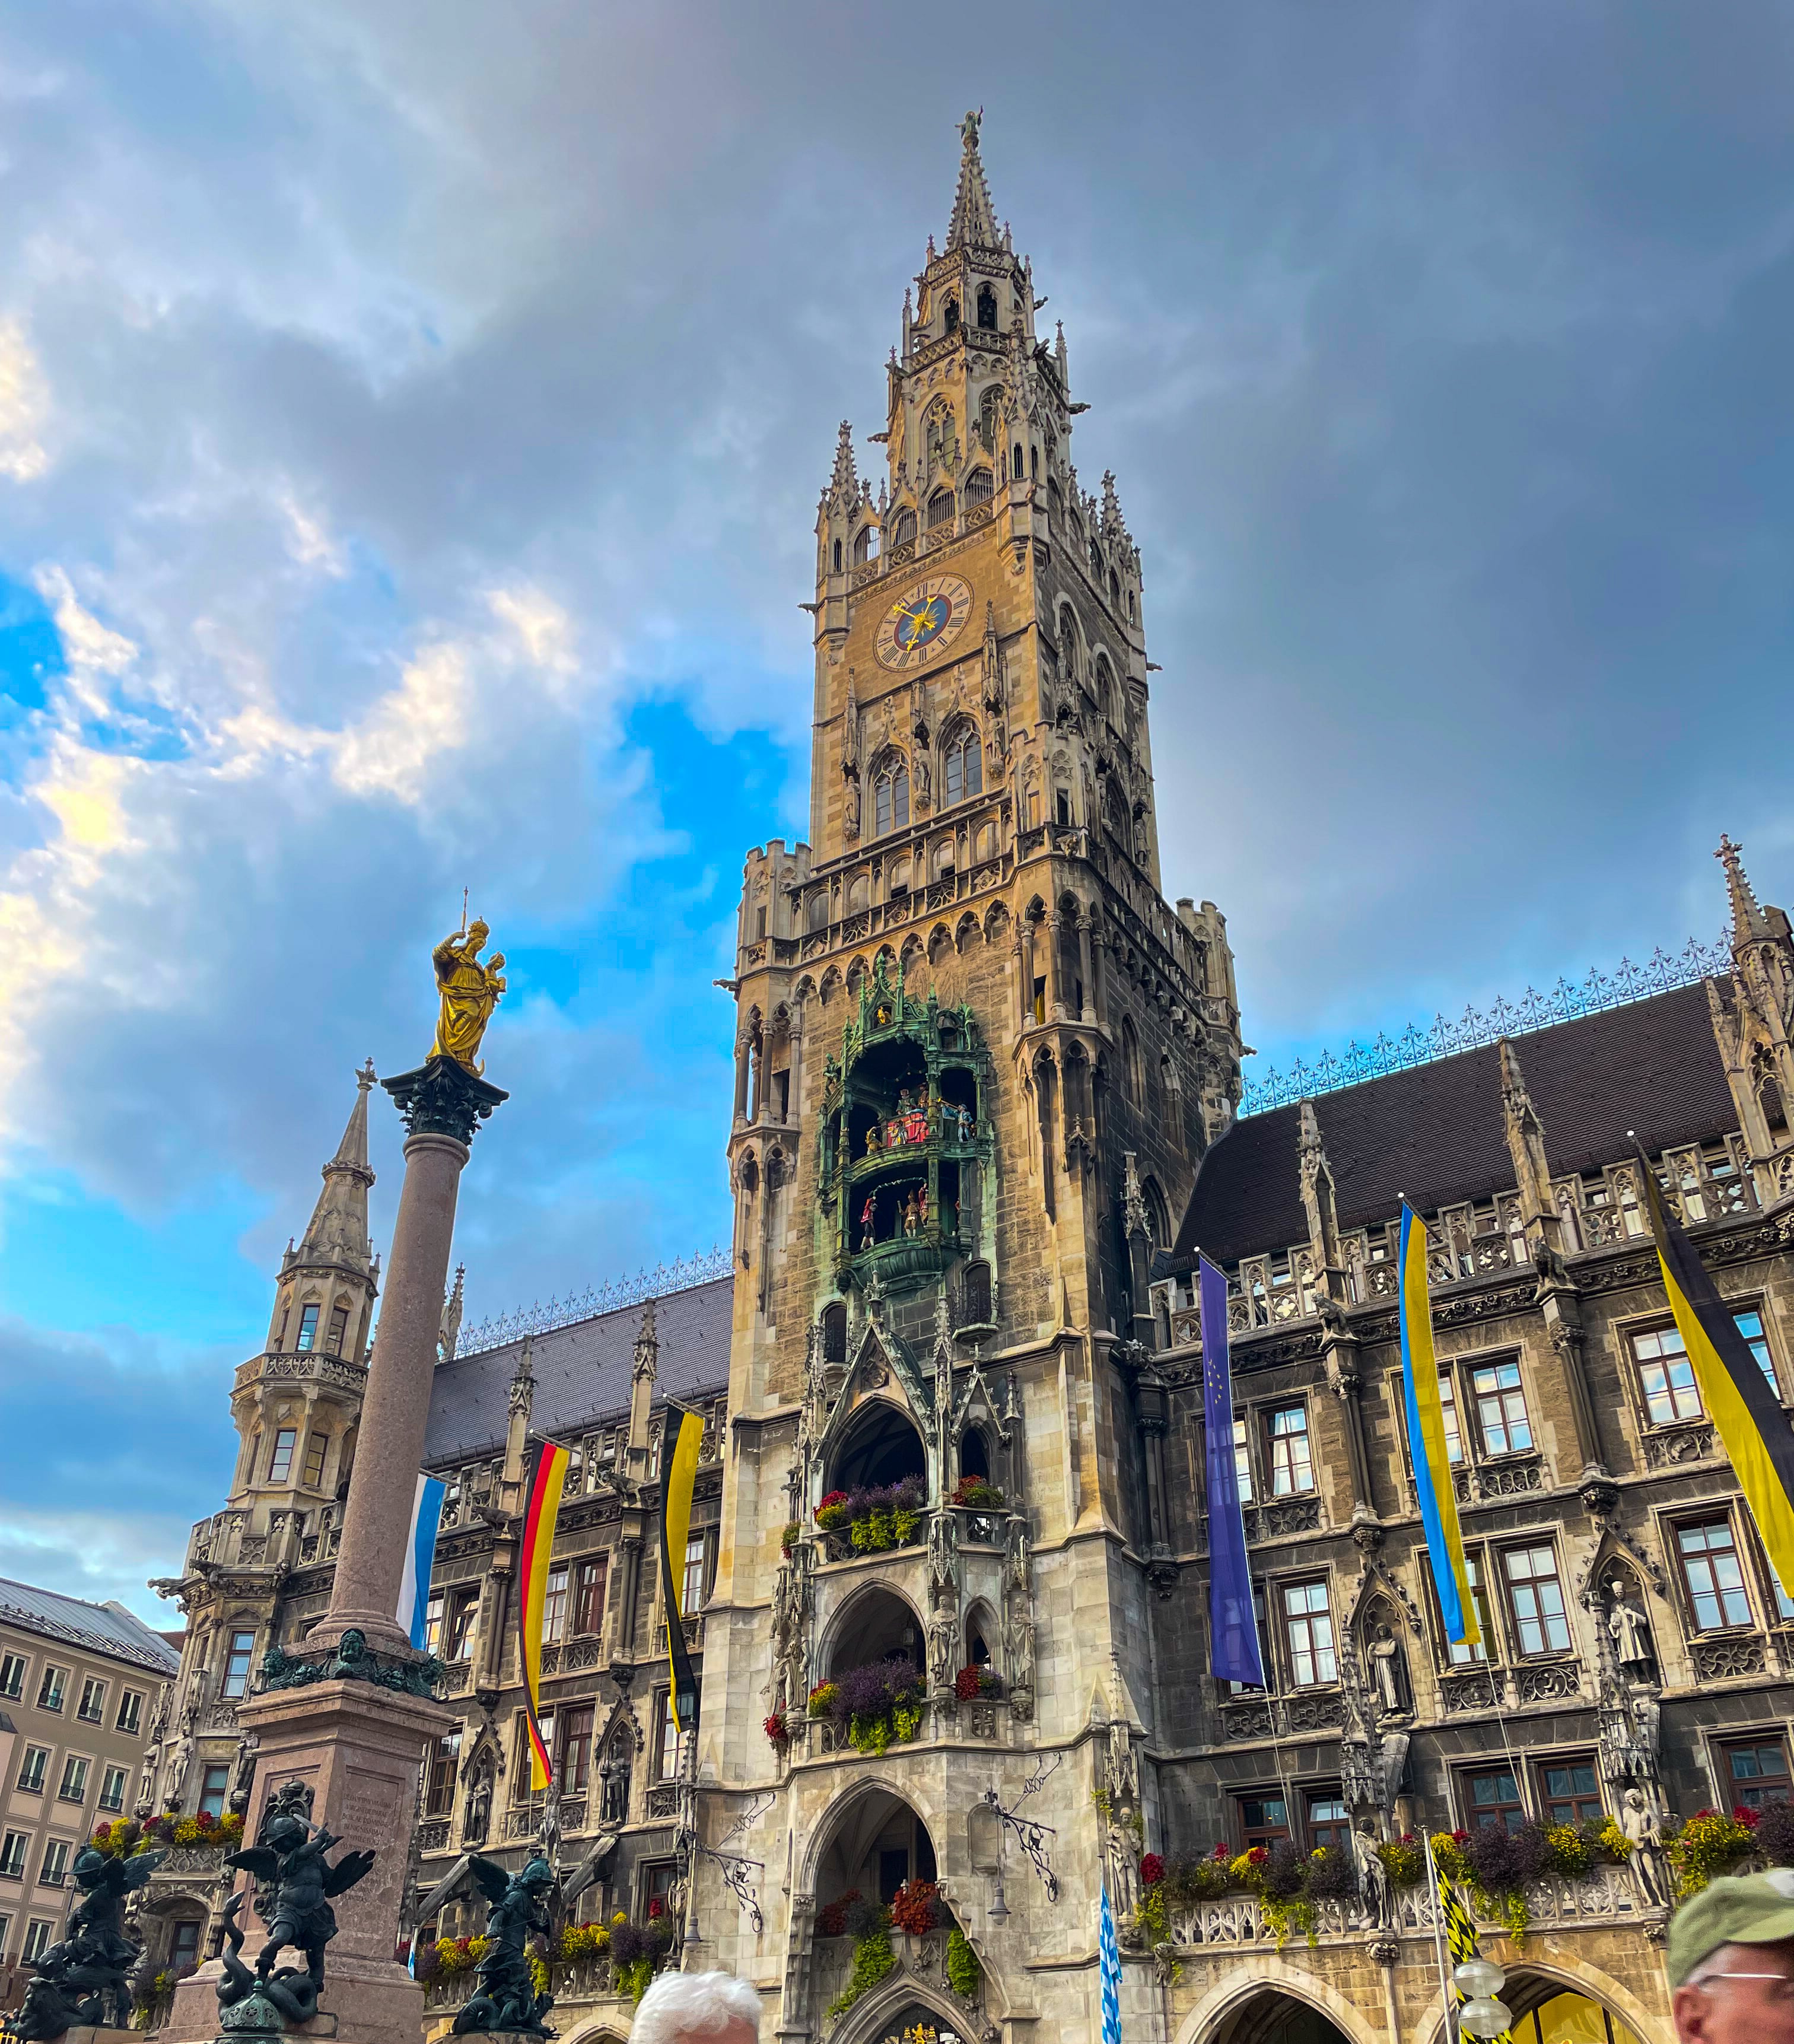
[1238,934,1731,1118]
[456,1246,733,1358]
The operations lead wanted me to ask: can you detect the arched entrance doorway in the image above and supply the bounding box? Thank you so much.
[1504,1981,1646,2044]
[839,1999,975,2044]
[1214,1993,1356,2044]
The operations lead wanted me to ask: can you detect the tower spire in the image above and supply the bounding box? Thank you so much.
[295,1059,377,1274]
[946,109,1000,250]
[1717,834,1767,946]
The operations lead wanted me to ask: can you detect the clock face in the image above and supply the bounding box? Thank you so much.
[874,574,974,671]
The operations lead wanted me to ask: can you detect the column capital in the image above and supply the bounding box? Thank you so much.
[382,1054,509,1145]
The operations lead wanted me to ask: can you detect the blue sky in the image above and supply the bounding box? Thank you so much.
[1,1,1792,1614]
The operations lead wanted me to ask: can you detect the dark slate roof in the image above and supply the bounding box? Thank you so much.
[1171,981,1736,1268]
[424,1276,735,1466]
[0,1577,182,1676]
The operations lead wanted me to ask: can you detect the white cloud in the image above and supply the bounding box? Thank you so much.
[332,639,471,802]
[277,485,349,577]
[0,317,49,482]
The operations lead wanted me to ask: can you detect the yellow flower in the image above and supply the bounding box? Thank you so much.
[613,1911,628,1926]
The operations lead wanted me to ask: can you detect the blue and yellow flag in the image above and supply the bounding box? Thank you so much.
[1398,1204,1479,1648]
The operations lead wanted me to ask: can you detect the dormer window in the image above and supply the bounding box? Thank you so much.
[976,285,998,330]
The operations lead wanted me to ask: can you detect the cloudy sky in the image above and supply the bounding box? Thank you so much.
[2,2,1791,1617]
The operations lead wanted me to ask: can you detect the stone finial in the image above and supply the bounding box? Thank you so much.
[633,1297,660,1384]
[829,419,858,503]
[1717,833,1768,946]
[946,109,1000,250]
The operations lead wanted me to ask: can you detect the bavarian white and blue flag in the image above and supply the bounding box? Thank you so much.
[396,1473,447,1651]
[1099,1877,1123,2044]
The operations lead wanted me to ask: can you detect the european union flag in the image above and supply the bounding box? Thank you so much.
[1201,1254,1263,1685]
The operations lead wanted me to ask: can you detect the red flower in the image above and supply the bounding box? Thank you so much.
[1735,1805,1763,1829]
[1139,1854,1164,1887]
[1451,1830,1469,1846]
[955,1665,985,1701]
[1246,1846,1267,1867]
[647,1897,664,1919]
[195,1810,217,1829]
[765,1711,790,1746]
[890,1879,939,1935]
[815,1490,850,1524]
[1211,1842,1232,1861]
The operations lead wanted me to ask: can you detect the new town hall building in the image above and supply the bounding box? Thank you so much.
[138,122,1794,2044]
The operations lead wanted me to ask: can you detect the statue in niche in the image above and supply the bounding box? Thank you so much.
[843,775,861,840]
[1105,1813,1140,1931]
[1620,1788,1671,1908]
[597,1738,631,1827]
[1607,1578,1656,1679]
[463,1757,493,1846]
[431,921,507,1074]
[928,1600,959,1692]
[1006,1595,1034,1693]
[1367,1626,1409,1716]
[860,1194,876,1249]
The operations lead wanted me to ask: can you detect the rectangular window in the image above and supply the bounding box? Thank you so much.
[169,1919,201,1971]
[422,1592,445,1659]
[1267,1406,1315,1497]
[1735,1309,1779,1395]
[98,1766,128,1814]
[1472,1359,1533,1455]
[1720,1735,1792,1811]
[77,1677,106,1724]
[1537,1757,1604,1827]
[114,1690,143,1736]
[1235,1793,1290,1852]
[17,1747,47,1794]
[446,1588,478,1662]
[424,1733,460,1819]
[572,1557,607,1638]
[1232,1416,1254,1504]
[295,1304,320,1352]
[1463,1765,1525,1830]
[268,1429,297,1483]
[0,1834,26,1879]
[1305,1791,1351,1852]
[221,1629,256,1698]
[36,1665,65,1713]
[39,1839,69,1887]
[58,1756,88,1803]
[1227,1586,1272,1697]
[0,1653,23,1700]
[1446,1551,1494,1667]
[198,1765,230,1820]
[682,1533,707,1616]
[301,1432,328,1488]
[560,1705,594,1795]
[1677,1518,1754,1631]
[1631,1323,1704,1425]
[1502,1544,1572,1655]
[1281,1579,1337,1687]
[23,1918,53,1962]
[541,1565,570,1646]
[326,1305,349,1357]
[657,1692,682,1782]
[0,1914,8,1955]
[1439,1372,1464,1466]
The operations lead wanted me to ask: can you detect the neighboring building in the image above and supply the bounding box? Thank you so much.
[0,1579,179,2008]
[142,117,1794,2044]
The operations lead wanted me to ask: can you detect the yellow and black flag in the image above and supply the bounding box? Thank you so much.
[1637,1141,1794,1593]
[659,1402,705,1737]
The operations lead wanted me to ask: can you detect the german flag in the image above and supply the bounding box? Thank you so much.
[1637,1142,1794,1595]
[660,1404,704,1736]
[517,1438,571,1791]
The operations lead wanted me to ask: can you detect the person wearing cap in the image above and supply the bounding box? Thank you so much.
[1668,1868,1794,2042]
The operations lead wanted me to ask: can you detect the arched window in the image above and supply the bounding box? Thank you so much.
[1089,535,1104,577]
[1121,1016,1143,1104]
[976,284,998,330]
[1143,1175,1170,1249]
[1030,444,1039,481]
[943,725,982,807]
[959,1428,991,1482]
[927,488,956,531]
[963,467,994,509]
[873,759,911,837]
[962,1260,993,1324]
[1103,777,1127,841]
[1109,569,1122,607]
[891,507,917,549]
[832,538,842,572]
[820,1302,847,1363]
[944,297,960,333]
[1011,441,1024,479]
[853,523,880,565]
[978,386,1001,453]
[806,891,829,932]
[1093,657,1114,718]
[1126,588,1135,620]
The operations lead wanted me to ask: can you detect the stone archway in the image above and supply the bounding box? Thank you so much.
[1175,1958,1385,2044]
[832,1979,980,2044]
[1416,1953,1672,2044]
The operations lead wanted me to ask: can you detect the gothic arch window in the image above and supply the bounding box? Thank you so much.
[891,506,917,549]
[847,875,870,915]
[978,386,1001,453]
[974,820,998,863]
[1089,535,1104,577]
[1142,1175,1170,1249]
[1030,444,1039,481]
[1012,440,1024,479]
[1109,568,1122,608]
[820,1302,847,1364]
[1093,656,1114,719]
[942,723,982,807]
[853,523,880,565]
[1126,587,1135,619]
[1121,1016,1143,1104]
[806,891,829,932]
[944,297,960,333]
[873,756,911,837]
[976,284,998,330]
[959,1426,991,1482]
[927,488,956,532]
[1103,775,1128,843]
[1048,475,1064,522]
[963,467,994,510]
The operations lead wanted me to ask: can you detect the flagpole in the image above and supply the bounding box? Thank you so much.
[1424,1831,1456,2044]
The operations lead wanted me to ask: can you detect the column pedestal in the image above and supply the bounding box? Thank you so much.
[160,1681,450,2044]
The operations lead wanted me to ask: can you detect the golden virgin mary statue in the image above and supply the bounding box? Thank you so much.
[431,920,506,1072]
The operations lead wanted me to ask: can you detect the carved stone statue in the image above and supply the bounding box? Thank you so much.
[598,1738,630,1827]
[1354,1820,1394,1931]
[1607,1579,1655,1676]
[1105,1816,1139,1927]
[463,1757,494,1846]
[431,921,507,1073]
[451,1855,557,2037]
[928,1605,959,1693]
[229,1728,260,1816]
[164,1697,198,1806]
[1367,1627,1408,1715]
[1107,1711,1138,1810]
[1620,1788,1671,1909]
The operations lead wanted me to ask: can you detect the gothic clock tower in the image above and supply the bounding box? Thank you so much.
[695,116,1243,2042]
